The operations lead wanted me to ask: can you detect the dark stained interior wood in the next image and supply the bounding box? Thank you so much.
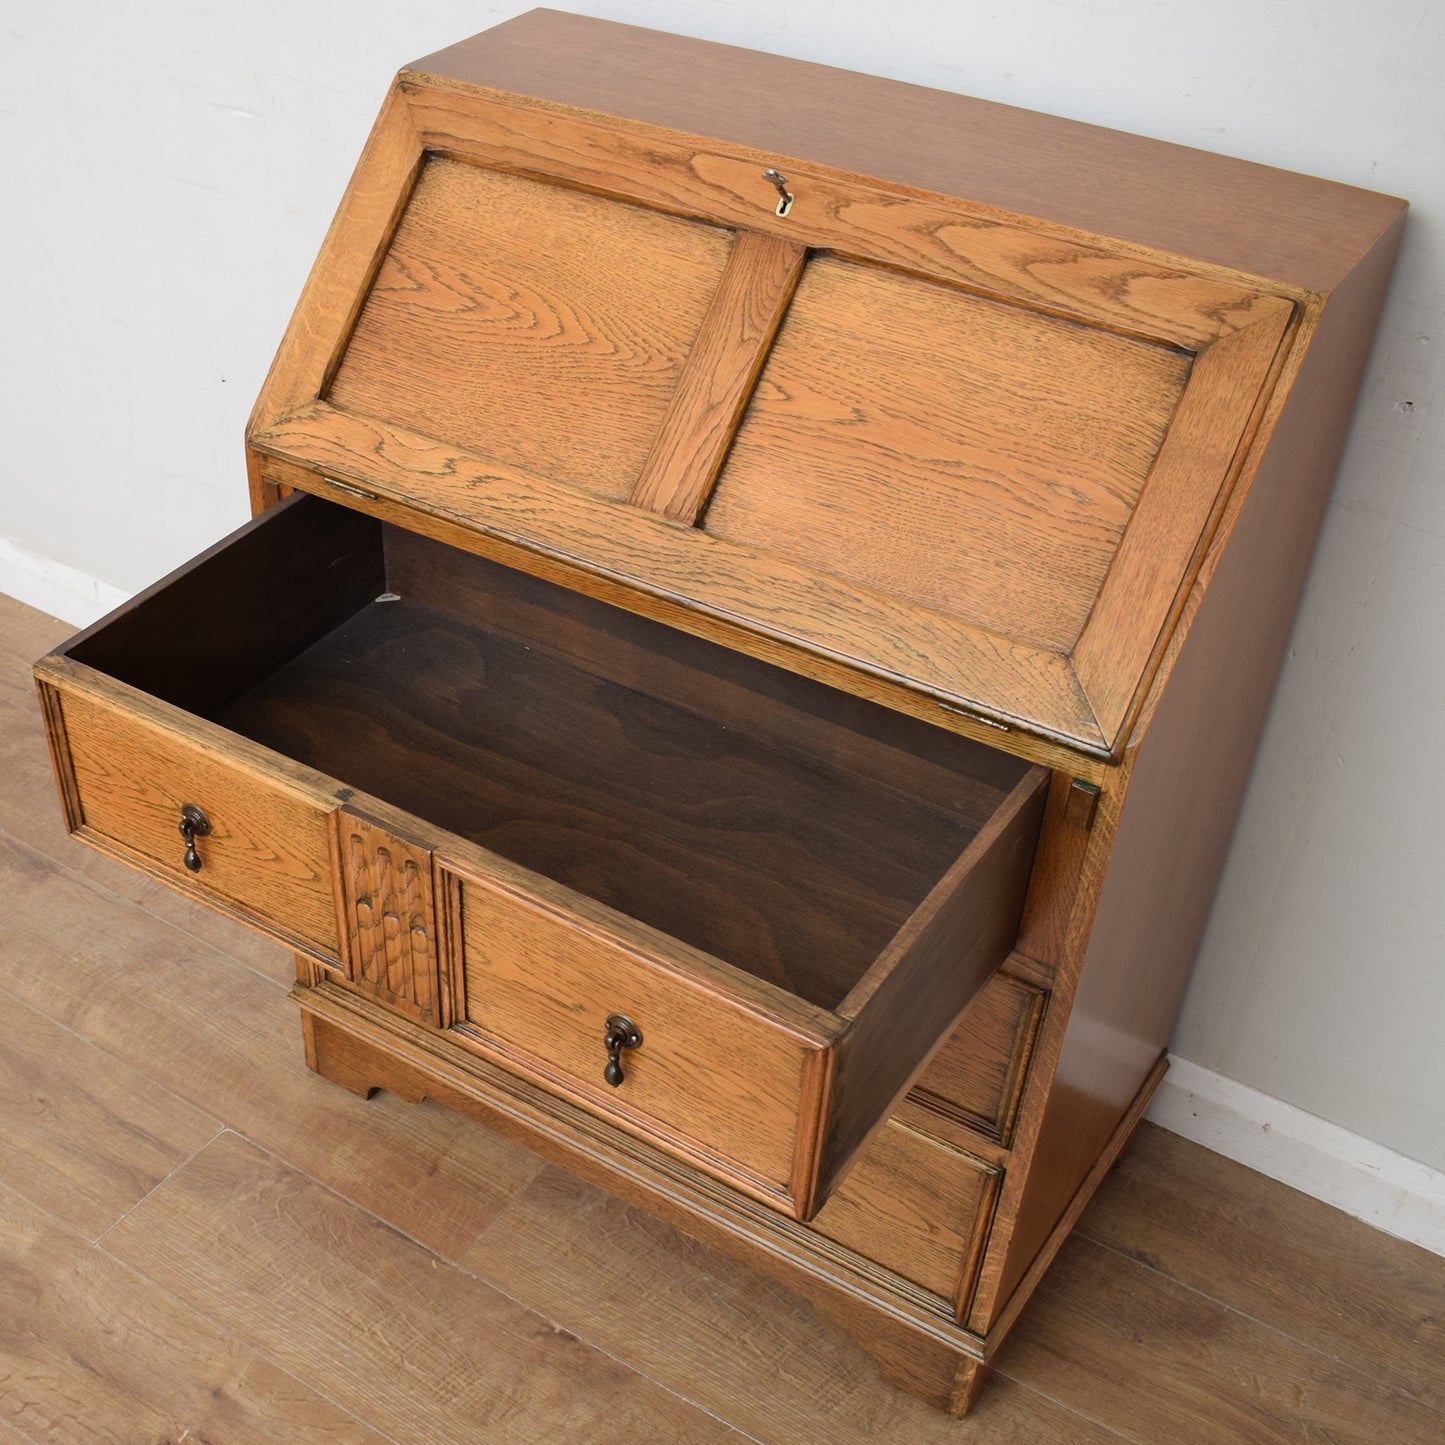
[215,595,972,1008]
[65,493,382,719]
[66,495,1028,1010]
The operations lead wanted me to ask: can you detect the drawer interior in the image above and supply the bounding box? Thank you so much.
[69,493,1034,1010]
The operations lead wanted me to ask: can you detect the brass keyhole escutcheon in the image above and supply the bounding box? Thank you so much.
[178,803,212,873]
[761,167,794,217]
[602,1013,643,1087]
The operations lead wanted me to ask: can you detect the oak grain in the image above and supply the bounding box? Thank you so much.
[327,156,732,500]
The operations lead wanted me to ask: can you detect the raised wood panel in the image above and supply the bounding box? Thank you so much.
[452,861,829,1209]
[705,256,1191,650]
[332,811,441,1027]
[326,157,733,500]
[811,1122,999,1307]
[408,10,1402,293]
[47,682,339,956]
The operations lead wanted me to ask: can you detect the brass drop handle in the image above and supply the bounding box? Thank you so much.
[602,1013,643,1087]
[178,803,212,873]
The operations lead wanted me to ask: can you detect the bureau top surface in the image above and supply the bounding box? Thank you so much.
[413,10,1404,294]
[247,10,1404,767]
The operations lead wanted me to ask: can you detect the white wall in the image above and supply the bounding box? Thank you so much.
[3,5,1442,1185]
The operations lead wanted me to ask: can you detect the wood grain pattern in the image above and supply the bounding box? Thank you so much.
[822,769,1047,1194]
[455,861,823,1206]
[246,85,425,439]
[4,646,292,988]
[216,590,983,1008]
[0,826,541,1261]
[63,490,383,720]
[332,810,440,1026]
[398,82,1296,347]
[103,1132,742,1445]
[630,229,806,523]
[0,1182,385,1444]
[0,991,216,1239]
[705,256,1191,650]
[410,10,1402,293]
[810,1121,998,1305]
[327,156,732,500]
[462,1165,1115,1445]
[997,1233,1445,1444]
[1070,297,1295,738]
[382,521,1025,826]
[249,410,1107,760]
[977,212,1405,1340]
[49,681,340,956]
[1081,1124,1445,1415]
[901,969,1046,1148]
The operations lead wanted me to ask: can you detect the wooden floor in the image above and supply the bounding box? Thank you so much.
[3,589,1442,1444]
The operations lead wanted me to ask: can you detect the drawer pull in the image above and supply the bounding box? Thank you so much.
[602,1013,643,1087]
[178,803,212,872]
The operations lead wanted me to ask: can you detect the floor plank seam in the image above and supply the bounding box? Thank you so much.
[92,1124,230,1248]
[213,1133,769,1442]
[71,1165,408,1445]
[0,975,229,1139]
[1073,1228,1445,1418]
[987,1365,1142,1444]
[0,818,294,995]
[0,1175,398,1444]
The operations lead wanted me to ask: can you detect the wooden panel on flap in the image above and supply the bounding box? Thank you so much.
[704,257,1192,652]
[326,157,733,500]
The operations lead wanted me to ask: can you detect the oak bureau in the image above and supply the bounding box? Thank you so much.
[34,9,1405,1415]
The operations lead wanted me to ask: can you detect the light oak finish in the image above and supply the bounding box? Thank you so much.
[327,157,734,501]
[6,595,1444,1439]
[31,10,1407,1420]
[630,229,807,524]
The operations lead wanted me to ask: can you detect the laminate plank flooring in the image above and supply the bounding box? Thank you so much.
[3,591,1443,1443]
[0,1182,387,1444]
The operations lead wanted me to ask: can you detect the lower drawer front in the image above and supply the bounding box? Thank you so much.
[48,682,339,956]
[454,868,827,1207]
[812,1121,998,1309]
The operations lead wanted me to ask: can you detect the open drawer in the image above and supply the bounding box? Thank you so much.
[35,492,1046,1219]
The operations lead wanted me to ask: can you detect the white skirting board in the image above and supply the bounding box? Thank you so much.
[1149,1055,1445,1258]
[0,535,130,630]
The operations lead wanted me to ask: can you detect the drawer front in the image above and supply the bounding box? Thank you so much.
[812,1121,999,1311]
[451,867,829,1206]
[46,681,340,956]
[906,969,1046,1148]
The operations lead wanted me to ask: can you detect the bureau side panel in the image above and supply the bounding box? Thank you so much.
[971,210,1408,1332]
